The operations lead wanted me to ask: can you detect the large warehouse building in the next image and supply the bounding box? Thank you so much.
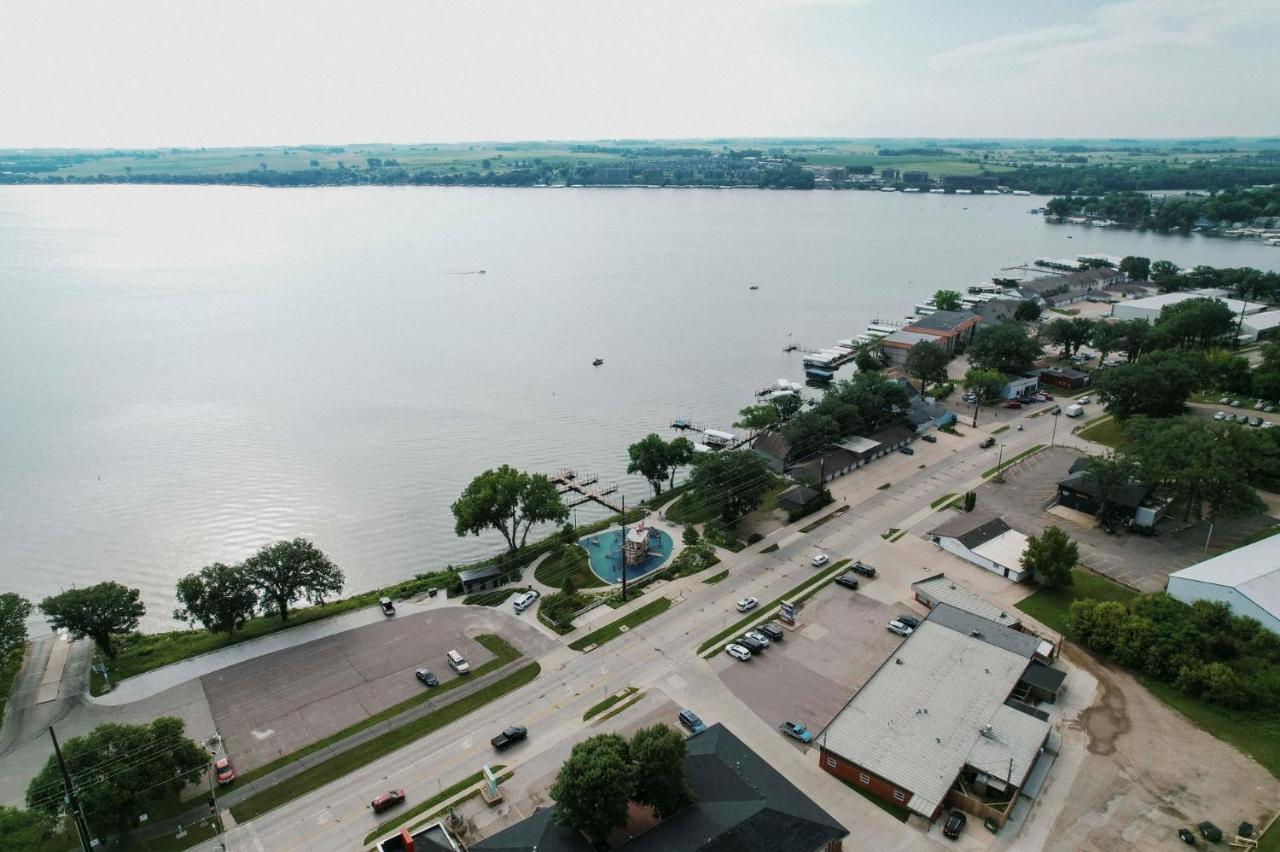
[1109,290,1267,324]
[1166,536,1280,634]
[816,604,1060,827]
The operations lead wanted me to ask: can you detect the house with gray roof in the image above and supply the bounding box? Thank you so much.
[927,512,1032,583]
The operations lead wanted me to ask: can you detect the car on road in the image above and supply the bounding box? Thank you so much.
[371,789,406,814]
[214,757,235,785]
[415,669,439,687]
[833,573,858,590]
[887,620,914,637]
[943,810,967,838]
[811,553,829,567]
[725,643,752,662]
[921,434,937,443]
[979,437,995,448]
[735,634,767,652]
[744,629,770,647]
[379,597,395,616]
[779,721,813,743]
[491,726,528,751]
[736,596,759,612]
[1001,400,1022,409]
[447,649,470,674]
[1215,411,1226,420]
[896,614,921,629]
[1078,395,1092,404]
[899,446,915,455]
[757,623,784,641]
[962,393,976,403]
[851,560,876,577]
[679,708,707,734]
[1041,392,1055,401]
[1220,396,1231,405]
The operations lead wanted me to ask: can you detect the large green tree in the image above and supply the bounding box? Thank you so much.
[1150,259,1183,292]
[39,582,144,659]
[781,411,840,457]
[1089,321,1126,365]
[1119,255,1150,281]
[689,450,773,524]
[1093,350,1201,420]
[628,434,678,497]
[243,538,344,622]
[1044,317,1095,357]
[666,437,695,489]
[26,718,206,837]
[933,289,963,312]
[1020,526,1077,588]
[962,368,1006,403]
[1014,300,1042,322]
[172,562,259,635]
[630,724,694,819]
[1150,297,1237,349]
[452,466,569,554]
[549,733,634,846]
[967,321,1043,374]
[904,340,950,395]
[1081,455,1143,523]
[0,805,52,851]
[0,593,32,657]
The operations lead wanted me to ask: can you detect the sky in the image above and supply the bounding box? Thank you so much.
[1,0,1277,148]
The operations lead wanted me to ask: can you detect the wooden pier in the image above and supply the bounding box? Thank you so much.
[551,469,624,513]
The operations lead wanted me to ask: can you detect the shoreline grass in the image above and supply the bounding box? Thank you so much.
[569,597,672,651]
[230,661,540,823]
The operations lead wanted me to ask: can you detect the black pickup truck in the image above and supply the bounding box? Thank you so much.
[491,726,528,751]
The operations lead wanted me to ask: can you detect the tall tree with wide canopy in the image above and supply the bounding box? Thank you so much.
[628,433,678,497]
[452,466,569,553]
[39,582,145,659]
[630,724,694,819]
[967,321,1043,374]
[932,289,963,311]
[962,368,1005,402]
[1021,526,1077,588]
[689,450,773,524]
[904,340,949,395]
[0,593,32,657]
[173,562,259,635]
[243,538,344,622]
[549,733,634,846]
[1150,297,1237,349]
[1119,255,1150,281]
[1093,350,1201,420]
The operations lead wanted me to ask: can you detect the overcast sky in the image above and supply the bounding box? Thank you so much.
[1,0,1277,148]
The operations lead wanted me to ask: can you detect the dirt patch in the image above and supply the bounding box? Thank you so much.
[1067,646,1130,756]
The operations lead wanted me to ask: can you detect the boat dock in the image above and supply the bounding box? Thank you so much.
[551,469,624,513]
[669,420,760,451]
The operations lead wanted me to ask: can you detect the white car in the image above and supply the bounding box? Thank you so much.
[744,629,770,647]
[1214,411,1226,421]
[811,554,829,567]
[736,596,759,613]
[887,620,914,637]
[1077,396,1091,404]
[725,644,752,661]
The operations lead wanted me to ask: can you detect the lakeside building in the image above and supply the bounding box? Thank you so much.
[474,723,848,852]
[1018,268,1126,307]
[901,310,980,354]
[880,328,936,366]
[1110,290,1267,324]
[817,604,1060,827]
[927,513,1032,583]
[1240,310,1280,342]
[1166,536,1280,634]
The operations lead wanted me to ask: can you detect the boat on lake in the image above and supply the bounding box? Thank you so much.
[593,358,604,366]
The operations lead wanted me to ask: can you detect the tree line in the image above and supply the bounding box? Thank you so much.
[1045,184,1280,230]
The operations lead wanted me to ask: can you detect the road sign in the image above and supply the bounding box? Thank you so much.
[778,600,797,624]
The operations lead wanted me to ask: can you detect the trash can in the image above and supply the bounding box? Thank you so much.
[428,588,438,598]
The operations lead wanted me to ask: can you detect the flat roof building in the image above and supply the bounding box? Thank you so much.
[1110,292,1267,324]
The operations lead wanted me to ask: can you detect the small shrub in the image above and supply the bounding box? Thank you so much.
[682,526,700,546]
[747,532,763,545]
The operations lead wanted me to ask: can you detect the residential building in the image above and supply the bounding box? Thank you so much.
[1018,268,1126,307]
[867,423,917,453]
[752,431,792,473]
[1166,536,1280,634]
[881,168,900,181]
[902,170,929,183]
[1110,291,1267,324]
[902,310,980,353]
[1056,456,1162,527]
[969,298,1022,324]
[474,723,848,852]
[377,821,461,852]
[817,604,1059,826]
[903,397,957,433]
[927,513,1032,582]
[778,484,823,514]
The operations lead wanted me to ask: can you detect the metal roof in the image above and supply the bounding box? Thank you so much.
[904,310,978,333]
[911,575,1021,628]
[928,512,1012,550]
[1168,536,1280,619]
[818,605,1048,818]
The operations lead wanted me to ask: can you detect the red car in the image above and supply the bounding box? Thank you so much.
[214,757,236,785]
[371,789,406,814]
[1002,400,1023,409]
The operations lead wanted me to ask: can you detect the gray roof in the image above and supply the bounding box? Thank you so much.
[1020,661,1067,694]
[1039,367,1088,381]
[868,423,916,448]
[457,564,503,584]
[778,485,820,511]
[911,575,1021,629]
[1058,470,1151,510]
[839,436,882,455]
[928,512,1013,550]
[818,604,1049,818]
[906,310,978,333]
[475,724,847,852]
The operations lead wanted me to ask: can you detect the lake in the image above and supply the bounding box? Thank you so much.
[2,185,1277,629]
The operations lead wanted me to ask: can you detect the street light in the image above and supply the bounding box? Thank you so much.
[1050,410,1061,447]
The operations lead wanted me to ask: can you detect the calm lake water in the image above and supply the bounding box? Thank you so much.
[3,186,1278,629]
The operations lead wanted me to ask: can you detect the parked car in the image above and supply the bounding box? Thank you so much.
[921,434,937,443]
[1266,405,1277,413]
[214,757,236,785]
[811,553,829,567]
[1177,827,1196,845]
[491,726,528,752]
[447,650,470,674]
[1002,400,1022,409]
[1257,401,1268,410]
[1226,413,1237,422]
[415,669,439,687]
[962,393,976,402]
[678,708,707,734]
[757,623,785,641]
[1265,421,1276,430]
[1214,411,1226,420]
[833,573,859,590]
[943,810,967,839]
[1219,396,1231,405]
[736,596,759,612]
[1253,417,1264,427]
[379,597,395,616]
[744,629,771,647]
[779,721,813,743]
[899,446,915,455]
[735,634,767,652]
[887,620,914,637]
[512,590,540,612]
[851,560,876,578]
[371,789,407,814]
[725,643,752,662]
[979,437,995,448]
[1230,399,1241,407]
[1041,392,1055,401]
[896,614,921,629]
[1199,821,1223,842]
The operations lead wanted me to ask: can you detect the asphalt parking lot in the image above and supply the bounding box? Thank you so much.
[710,582,905,740]
[205,607,548,771]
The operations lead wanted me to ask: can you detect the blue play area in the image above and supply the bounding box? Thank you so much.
[581,527,674,584]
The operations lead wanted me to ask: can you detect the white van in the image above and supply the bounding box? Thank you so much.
[1065,403,1084,418]
[447,650,470,674]
[512,590,540,613]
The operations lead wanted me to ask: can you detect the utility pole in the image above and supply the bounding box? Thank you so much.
[50,727,94,852]
[620,495,628,604]
[994,443,1005,483]
[207,761,226,841]
[972,394,981,428]
[1050,410,1060,447]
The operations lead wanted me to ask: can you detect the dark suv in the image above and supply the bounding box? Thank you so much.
[757,623,785,641]
[943,810,967,838]
[736,634,767,652]
[851,561,876,578]
[833,574,858,590]
[897,614,921,629]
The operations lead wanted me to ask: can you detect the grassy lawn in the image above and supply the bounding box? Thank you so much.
[929,493,957,510]
[129,819,220,852]
[598,691,647,723]
[363,767,501,844]
[534,543,603,589]
[880,528,899,540]
[702,569,729,584]
[991,424,1009,434]
[799,506,848,534]
[568,598,672,651]
[233,635,520,787]
[664,490,716,525]
[698,560,848,655]
[583,686,638,721]
[981,444,1046,479]
[1013,570,1138,634]
[1076,416,1124,448]
[230,661,540,823]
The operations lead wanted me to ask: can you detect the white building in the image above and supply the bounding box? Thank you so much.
[928,513,1032,582]
[1110,290,1267,324]
[1240,310,1280,342]
[1166,536,1280,634]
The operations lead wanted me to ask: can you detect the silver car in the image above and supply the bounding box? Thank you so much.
[887,620,914,637]
[744,629,770,648]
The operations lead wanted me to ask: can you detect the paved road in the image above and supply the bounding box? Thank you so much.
[183,411,1069,852]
